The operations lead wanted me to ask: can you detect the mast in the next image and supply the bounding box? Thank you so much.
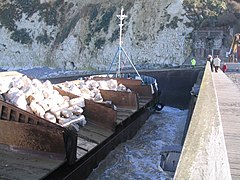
[108,7,143,81]
[116,7,127,77]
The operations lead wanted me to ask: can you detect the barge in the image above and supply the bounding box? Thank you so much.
[0,71,159,179]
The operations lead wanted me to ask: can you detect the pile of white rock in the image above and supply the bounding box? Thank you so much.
[57,79,131,102]
[0,75,86,130]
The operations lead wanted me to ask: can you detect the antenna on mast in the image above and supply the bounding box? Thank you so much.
[108,7,143,81]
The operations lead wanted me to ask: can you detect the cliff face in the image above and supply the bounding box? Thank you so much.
[0,0,238,70]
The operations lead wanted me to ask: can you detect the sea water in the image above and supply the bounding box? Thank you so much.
[87,106,188,180]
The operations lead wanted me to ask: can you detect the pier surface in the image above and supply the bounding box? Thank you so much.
[213,71,240,179]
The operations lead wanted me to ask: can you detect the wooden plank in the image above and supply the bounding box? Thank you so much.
[224,135,240,141]
[229,160,240,166]
[230,168,240,176]
[117,107,136,113]
[231,175,240,180]
[225,148,240,155]
[116,118,125,123]
[212,72,240,178]
[76,148,88,159]
[139,97,152,103]
[77,137,98,151]
[117,110,134,116]
[227,157,240,162]
[116,119,124,124]
[116,108,138,125]
[83,122,113,137]
[139,102,146,108]
[77,126,107,144]
[117,113,129,120]
[116,113,132,123]
[224,134,240,139]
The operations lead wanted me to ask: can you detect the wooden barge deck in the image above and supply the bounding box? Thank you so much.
[0,72,158,180]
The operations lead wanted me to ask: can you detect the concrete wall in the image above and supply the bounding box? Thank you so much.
[142,68,202,109]
[174,62,231,179]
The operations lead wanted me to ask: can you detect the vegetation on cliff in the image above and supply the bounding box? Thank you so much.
[0,0,240,69]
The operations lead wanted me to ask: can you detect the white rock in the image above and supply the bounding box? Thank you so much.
[30,101,45,118]
[12,93,28,111]
[108,79,118,90]
[80,87,92,99]
[59,100,70,109]
[11,76,24,89]
[32,79,43,88]
[69,85,81,95]
[86,80,99,90]
[44,112,57,123]
[93,93,103,102]
[50,105,62,118]
[117,83,127,91]
[63,96,70,102]
[42,80,53,91]
[30,92,44,102]
[61,109,73,118]
[5,87,22,101]
[69,97,85,107]
[0,81,12,94]
[62,114,87,127]
[38,99,51,112]
[21,75,32,87]
[98,80,109,90]
[68,105,83,115]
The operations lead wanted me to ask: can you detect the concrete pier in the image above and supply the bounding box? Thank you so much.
[174,62,235,179]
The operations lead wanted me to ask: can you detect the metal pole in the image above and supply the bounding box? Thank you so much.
[107,48,119,76]
[122,47,143,82]
[117,7,127,77]
[114,7,143,82]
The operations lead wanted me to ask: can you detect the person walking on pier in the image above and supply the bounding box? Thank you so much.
[213,55,221,72]
[222,63,228,73]
[207,55,213,72]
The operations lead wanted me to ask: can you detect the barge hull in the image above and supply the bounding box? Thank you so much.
[43,105,152,180]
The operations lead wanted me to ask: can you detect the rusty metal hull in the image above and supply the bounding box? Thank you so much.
[0,72,158,179]
[0,100,67,157]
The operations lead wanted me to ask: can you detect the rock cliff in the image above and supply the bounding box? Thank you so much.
[0,0,238,70]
